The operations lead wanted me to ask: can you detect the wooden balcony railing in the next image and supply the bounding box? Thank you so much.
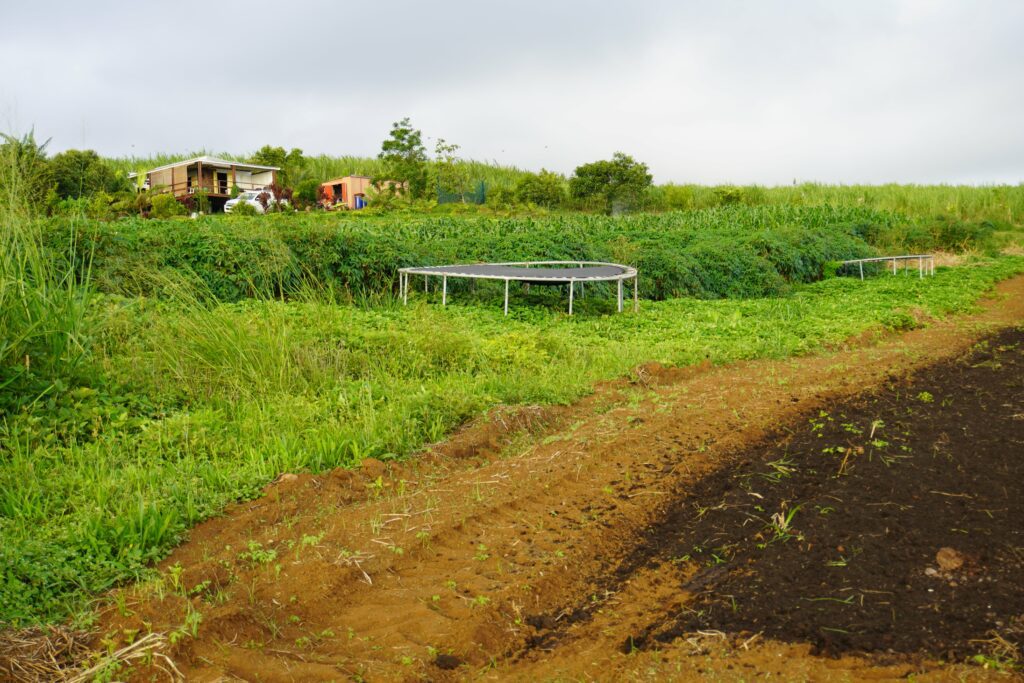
[145,179,273,197]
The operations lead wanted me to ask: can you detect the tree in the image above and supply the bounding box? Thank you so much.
[377,117,428,199]
[514,169,566,208]
[49,149,127,199]
[249,145,305,187]
[433,138,470,199]
[568,152,653,213]
[0,130,53,216]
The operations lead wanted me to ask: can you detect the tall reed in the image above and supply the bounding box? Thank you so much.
[0,132,91,402]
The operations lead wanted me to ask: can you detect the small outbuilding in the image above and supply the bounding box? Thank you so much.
[319,176,407,210]
[320,176,374,210]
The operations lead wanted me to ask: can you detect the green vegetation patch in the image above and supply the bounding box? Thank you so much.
[48,205,894,303]
[1,257,1022,625]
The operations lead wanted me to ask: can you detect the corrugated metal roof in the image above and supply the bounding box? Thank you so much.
[320,175,372,185]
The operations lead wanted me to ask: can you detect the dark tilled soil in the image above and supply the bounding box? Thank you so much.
[624,326,1024,660]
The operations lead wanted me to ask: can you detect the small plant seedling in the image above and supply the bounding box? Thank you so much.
[167,563,184,593]
[239,540,277,566]
[474,544,490,561]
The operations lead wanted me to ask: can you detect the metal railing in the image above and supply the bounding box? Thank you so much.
[145,179,273,196]
[842,254,935,280]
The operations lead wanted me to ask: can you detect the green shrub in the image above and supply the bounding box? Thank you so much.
[294,178,321,207]
[45,206,892,303]
[514,170,566,208]
[229,199,259,217]
[150,193,186,219]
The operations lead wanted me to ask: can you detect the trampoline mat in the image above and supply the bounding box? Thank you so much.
[404,264,629,281]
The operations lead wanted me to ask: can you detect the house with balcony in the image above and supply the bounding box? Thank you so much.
[138,156,279,212]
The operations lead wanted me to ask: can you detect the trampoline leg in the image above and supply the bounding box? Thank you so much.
[931,257,935,276]
[402,273,408,305]
[424,275,428,293]
[633,275,638,313]
[442,276,447,306]
[504,279,509,316]
[569,281,575,315]
[617,279,623,312]
[918,257,923,278]
[859,261,864,280]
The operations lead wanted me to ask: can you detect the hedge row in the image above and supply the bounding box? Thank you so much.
[47,206,901,302]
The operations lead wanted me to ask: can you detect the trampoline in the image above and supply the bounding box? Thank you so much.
[397,261,639,315]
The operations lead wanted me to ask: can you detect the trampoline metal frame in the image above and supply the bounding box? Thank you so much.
[397,261,639,316]
[841,254,935,280]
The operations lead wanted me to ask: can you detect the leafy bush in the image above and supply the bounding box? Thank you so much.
[294,178,321,207]
[46,206,889,303]
[569,152,652,214]
[229,199,259,217]
[50,149,130,199]
[514,170,566,208]
[150,193,186,219]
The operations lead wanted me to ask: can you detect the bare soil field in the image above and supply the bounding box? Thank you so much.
[11,277,1023,682]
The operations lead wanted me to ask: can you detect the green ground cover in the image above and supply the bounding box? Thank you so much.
[1,254,1022,626]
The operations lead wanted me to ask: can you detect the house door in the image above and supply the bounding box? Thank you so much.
[217,171,228,195]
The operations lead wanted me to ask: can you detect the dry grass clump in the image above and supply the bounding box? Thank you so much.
[0,627,181,682]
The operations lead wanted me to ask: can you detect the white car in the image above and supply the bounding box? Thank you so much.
[224,190,289,213]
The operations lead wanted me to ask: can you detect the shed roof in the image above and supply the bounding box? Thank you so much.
[144,156,280,174]
[321,175,372,186]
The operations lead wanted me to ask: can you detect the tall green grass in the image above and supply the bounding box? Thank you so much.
[0,134,91,406]
[648,182,1024,224]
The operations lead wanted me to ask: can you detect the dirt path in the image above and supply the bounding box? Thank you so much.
[95,277,1024,682]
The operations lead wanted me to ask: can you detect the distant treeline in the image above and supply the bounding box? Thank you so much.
[108,151,1024,224]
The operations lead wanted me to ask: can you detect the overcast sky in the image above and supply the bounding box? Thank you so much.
[2,0,1021,184]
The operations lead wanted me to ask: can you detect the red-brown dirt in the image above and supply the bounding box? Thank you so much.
[89,277,1024,682]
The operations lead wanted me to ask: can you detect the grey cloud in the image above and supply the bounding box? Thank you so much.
[1,0,1021,183]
